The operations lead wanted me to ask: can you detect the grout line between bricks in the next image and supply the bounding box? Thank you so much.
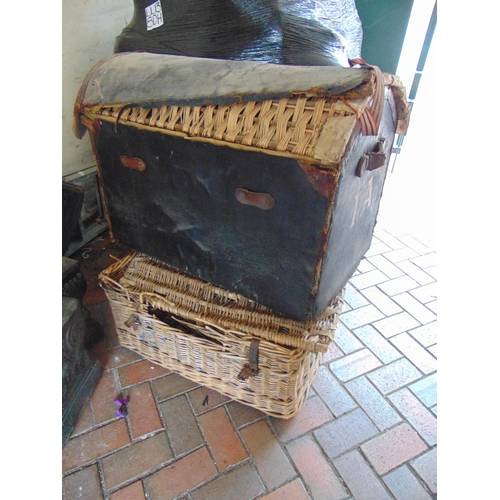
[187,458,258,499]
[356,445,398,499]
[343,286,392,319]
[407,445,437,495]
[261,414,314,498]
[186,392,221,475]
[94,428,173,473]
[378,334,427,368]
[267,420,318,500]
[96,458,107,500]
[342,376,404,430]
[369,319,416,341]
[253,478,309,500]
[405,464,436,500]
[154,383,178,460]
[406,325,438,354]
[309,422,355,499]
[103,453,178,498]
[222,404,254,474]
[64,414,126,445]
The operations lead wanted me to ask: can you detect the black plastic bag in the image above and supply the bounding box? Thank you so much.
[114,0,363,67]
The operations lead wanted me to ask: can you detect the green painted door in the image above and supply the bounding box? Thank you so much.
[355,0,414,74]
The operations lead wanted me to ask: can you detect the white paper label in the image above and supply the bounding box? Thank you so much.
[145,0,164,31]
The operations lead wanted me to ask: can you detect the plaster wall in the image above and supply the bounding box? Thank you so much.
[62,0,133,177]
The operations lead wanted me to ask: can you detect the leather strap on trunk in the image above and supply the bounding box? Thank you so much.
[348,57,385,136]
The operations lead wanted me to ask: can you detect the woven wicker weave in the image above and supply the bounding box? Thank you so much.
[100,252,344,353]
[99,252,343,418]
[85,94,366,161]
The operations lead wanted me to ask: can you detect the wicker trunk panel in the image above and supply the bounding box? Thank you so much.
[85,95,361,160]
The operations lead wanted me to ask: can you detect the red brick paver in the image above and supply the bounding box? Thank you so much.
[128,383,163,439]
[367,254,405,279]
[344,282,370,308]
[321,340,344,363]
[345,376,402,431]
[89,370,122,425]
[375,229,407,250]
[333,449,392,500]
[388,388,437,446]
[287,434,349,500]
[408,322,437,348]
[409,282,437,304]
[101,432,173,490]
[365,239,392,257]
[360,286,403,316]
[108,481,146,500]
[411,448,437,494]
[95,345,143,371]
[340,304,385,330]
[392,292,436,324]
[314,408,378,459]
[396,259,434,285]
[367,358,422,395]
[409,373,437,408]
[226,401,266,428]
[334,322,364,353]
[270,395,332,443]
[152,373,198,401]
[118,360,170,388]
[361,423,428,475]
[71,402,92,436]
[390,333,437,374]
[143,446,217,500]
[372,311,421,338]
[353,324,402,364]
[240,420,296,490]
[260,479,311,500]
[188,386,231,414]
[158,394,204,456]
[329,348,383,381]
[63,464,104,500]
[198,406,248,472]
[383,465,434,500]
[383,248,419,264]
[190,462,265,500]
[312,364,356,417]
[349,269,390,290]
[63,419,130,473]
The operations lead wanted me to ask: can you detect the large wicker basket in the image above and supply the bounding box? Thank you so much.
[99,252,343,418]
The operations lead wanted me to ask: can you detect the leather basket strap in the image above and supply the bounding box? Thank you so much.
[237,338,260,380]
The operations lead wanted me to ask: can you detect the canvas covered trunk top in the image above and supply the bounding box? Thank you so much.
[75,52,410,167]
[74,52,375,112]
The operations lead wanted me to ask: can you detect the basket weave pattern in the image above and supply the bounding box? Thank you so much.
[101,252,343,353]
[99,252,343,418]
[88,95,356,158]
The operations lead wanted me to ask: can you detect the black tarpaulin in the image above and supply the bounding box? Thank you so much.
[114,0,363,67]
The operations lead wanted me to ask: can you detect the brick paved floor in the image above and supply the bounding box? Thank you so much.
[62,202,437,499]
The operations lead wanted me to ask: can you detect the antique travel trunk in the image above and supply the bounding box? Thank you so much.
[74,52,408,322]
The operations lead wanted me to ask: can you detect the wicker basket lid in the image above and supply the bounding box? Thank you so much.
[99,251,344,353]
